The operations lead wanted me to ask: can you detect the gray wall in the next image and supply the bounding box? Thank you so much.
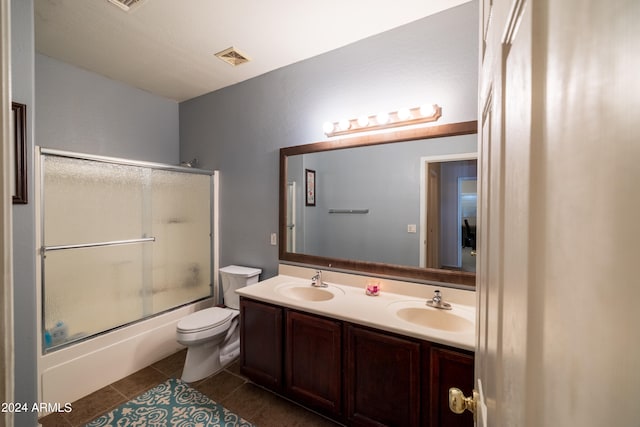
[35,53,179,162]
[11,1,36,425]
[12,25,180,426]
[180,1,478,279]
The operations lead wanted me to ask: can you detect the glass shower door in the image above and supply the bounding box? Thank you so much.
[41,153,212,351]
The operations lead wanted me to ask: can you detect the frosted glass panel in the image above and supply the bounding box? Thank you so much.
[42,153,213,351]
[149,170,211,314]
[43,245,146,347]
[43,156,146,246]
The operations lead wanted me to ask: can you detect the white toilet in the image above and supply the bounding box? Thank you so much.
[176,265,261,382]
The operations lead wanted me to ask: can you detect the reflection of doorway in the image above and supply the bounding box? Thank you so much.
[459,177,477,272]
[286,181,296,252]
[419,153,477,271]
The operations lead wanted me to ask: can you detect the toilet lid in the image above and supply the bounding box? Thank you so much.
[220,265,262,277]
[177,307,233,333]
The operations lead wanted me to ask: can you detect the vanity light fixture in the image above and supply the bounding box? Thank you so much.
[323,104,442,137]
[397,107,411,121]
[376,111,390,125]
[338,119,351,131]
[357,115,369,127]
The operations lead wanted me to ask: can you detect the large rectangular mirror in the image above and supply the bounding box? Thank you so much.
[279,121,478,287]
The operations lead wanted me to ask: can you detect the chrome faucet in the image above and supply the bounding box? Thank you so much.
[311,270,327,287]
[427,289,452,310]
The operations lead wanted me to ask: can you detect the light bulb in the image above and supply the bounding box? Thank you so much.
[376,112,389,125]
[420,104,436,117]
[357,115,369,127]
[397,107,411,121]
[338,119,351,131]
[323,121,335,134]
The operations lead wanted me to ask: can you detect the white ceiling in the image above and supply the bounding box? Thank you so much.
[35,0,470,102]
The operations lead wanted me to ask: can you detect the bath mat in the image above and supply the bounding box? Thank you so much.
[85,378,254,427]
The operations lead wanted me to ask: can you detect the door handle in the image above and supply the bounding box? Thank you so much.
[449,387,478,420]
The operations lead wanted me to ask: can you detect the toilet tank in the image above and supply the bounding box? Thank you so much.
[220,265,262,309]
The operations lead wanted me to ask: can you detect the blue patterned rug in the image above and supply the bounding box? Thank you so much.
[85,378,254,427]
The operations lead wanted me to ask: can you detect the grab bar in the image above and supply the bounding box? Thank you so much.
[42,237,156,253]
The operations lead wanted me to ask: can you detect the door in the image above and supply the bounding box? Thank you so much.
[239,298,283,391]
[425,162,440,268]
[0,0,13,424]
[428,345,475,427]
[286,181,296,252]
[476,0,533,425]
[346,325,420,427]
[285,310,342,418]
[475,1,640,426]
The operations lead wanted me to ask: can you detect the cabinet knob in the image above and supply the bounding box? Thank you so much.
[449,387,478,420]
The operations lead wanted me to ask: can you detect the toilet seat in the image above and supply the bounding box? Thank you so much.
[176,307,234,334]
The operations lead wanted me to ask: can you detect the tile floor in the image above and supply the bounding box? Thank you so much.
[38,349,342,427]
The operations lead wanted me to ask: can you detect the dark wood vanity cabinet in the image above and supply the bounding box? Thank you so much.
[239,297,474,426]
[239,298,342,417]
[285,310,343,417]
[346,324,421,427]
[239,298,283,391]
[424,345,475,427]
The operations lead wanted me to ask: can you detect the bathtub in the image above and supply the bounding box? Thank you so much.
[37,298,213,406]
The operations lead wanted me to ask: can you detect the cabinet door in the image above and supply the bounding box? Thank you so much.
[285,310,342,418]
[426,345,474,427]
[346,325,421,427]
[239,298,283,391]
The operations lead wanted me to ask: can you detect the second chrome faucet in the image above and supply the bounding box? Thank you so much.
[426,289,452,310]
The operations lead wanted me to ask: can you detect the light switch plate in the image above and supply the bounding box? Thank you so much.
[407,224,417,233]
[270,233,277,245]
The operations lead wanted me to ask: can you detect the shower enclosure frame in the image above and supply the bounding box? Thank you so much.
[37,147,219,353]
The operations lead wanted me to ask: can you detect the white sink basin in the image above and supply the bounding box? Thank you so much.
[388,300,474,333]
[275,282,345,302]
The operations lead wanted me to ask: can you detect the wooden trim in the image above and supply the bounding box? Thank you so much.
[11,102,27,204]
[279,121,478,287]
[283,120,477,157]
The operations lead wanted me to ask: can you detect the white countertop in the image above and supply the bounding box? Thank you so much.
[236,269,476,351]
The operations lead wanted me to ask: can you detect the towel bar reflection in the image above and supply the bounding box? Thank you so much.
[328,209,369,214]
[42,237,156,253]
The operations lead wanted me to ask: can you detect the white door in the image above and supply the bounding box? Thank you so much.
[286,181,296,252]
[0,0,13,425]
[476,0,533,425]
[473,1,640,426]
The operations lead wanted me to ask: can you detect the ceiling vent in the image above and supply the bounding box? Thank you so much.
[107,0,147,12]
[215,47,251,66]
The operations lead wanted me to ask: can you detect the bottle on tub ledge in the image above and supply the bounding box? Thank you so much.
[44,321,68,348]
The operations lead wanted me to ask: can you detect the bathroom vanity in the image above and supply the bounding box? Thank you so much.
[237,267,475,427]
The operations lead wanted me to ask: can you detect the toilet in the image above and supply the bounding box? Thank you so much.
[176,265,261,382]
